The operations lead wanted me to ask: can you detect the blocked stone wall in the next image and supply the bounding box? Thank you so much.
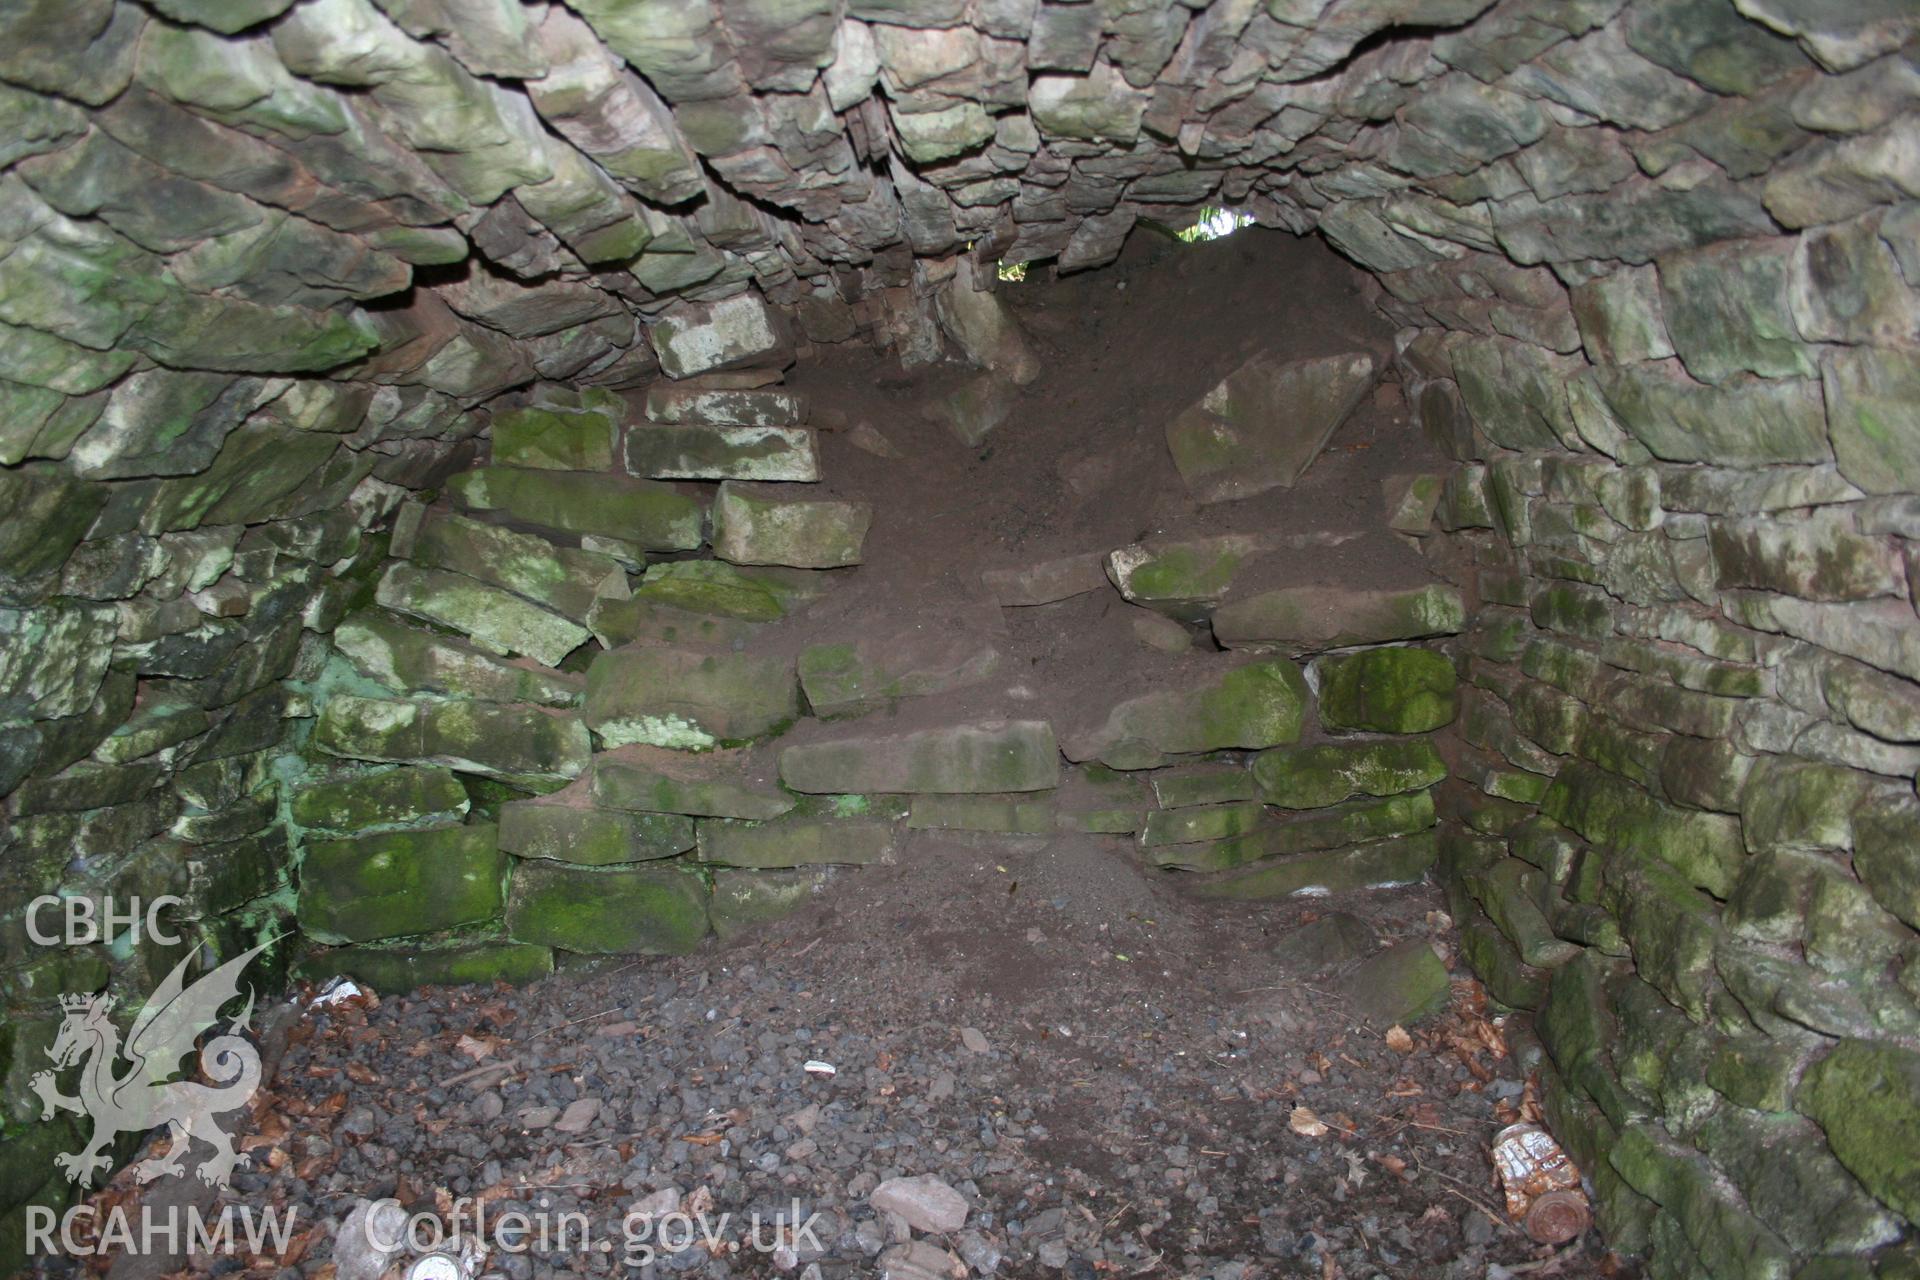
[1,0,1918,1272]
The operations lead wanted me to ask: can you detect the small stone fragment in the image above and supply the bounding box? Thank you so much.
[871,1175,969,1234]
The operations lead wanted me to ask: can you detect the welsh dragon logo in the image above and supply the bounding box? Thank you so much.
[32,941,272,1189]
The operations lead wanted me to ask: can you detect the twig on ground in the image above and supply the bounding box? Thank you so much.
[530,1007,626,1040]
[439,1059,520,1089]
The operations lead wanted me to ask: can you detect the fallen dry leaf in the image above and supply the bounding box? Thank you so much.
[1384,1025,1414,1054]
[455,1033,500,1061]
[1289,1106,1330,1138]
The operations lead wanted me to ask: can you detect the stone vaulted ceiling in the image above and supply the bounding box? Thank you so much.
[4,0,1915,462]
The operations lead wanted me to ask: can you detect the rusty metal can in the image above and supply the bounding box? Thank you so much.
[1491,1123,1591,1245]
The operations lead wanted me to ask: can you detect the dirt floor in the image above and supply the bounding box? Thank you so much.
[61,830,1632,1280]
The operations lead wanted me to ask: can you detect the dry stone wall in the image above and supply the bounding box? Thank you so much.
[0,0,1918,1273]
[1351,20,1920,1280]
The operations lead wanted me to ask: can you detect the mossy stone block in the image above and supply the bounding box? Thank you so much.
[712,481,870,569]
[505,861,709,955]
[290,766,471,836]
[299,823,504,944]
[303,941,554,989]
[1105,535,1258,621]
[780,720,1060,794]
[1698,1106,1903,1256]
[629,559,831,622]
[587,596,762,650]
[798,630,1000,718]
[1338,940,1451,1027]
[498,798,695,865]
[375,561,590,668]
[1799,1039,1920,1225]
[1147,763,1256,808]
[1213,583,1465,652]
[710,867,829,942]
[696,814,896,867]
[907,793,1056,834]
[1706,1034,1812,1113]
[1140,801,1265,848]
[590,748,796,820]
[1544,762,1744,897]
[448,466,702,550]
[1066,657,1309,769]
[312,696,592,782]
[1470,858,1582,968]
[333,609,585,706]
[1188,831,1438,900]
[490,406,617,471]
[1854,790,1920,930]
[1252,739,1447,809]
[1608,1124,1795,1280]
[1460,916,1550,1010]
[626,422,819,481]
[402,509,626,623]
[1316,647,1458,734]
[583,645,799,750]
[1153,790,1435,872]
[92,701,209,764]
[1600,848,1722,1022]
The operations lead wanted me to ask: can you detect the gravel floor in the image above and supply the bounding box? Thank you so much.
[54,832,1631,1280]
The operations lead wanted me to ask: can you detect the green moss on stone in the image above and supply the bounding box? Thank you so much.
[583,645,800,750]
[907,793,1056,834]
[1140,801,1264,847]
[1460,917,1549,1010]
[1147,763,1256,808]
[1252,739,1447,809]
[289,766,471,836]
[505,861,709,954]
[1316,647,1458,734]
[490,406,617,471]
[1799,1039,1920,1224]
[498,798,695,865]
[712,481,870,569]
[695,814,896,867]
[299,822,504,944]
[710,867,829,942]
[1155,789,1436,872]
[332,609,585,706]
[631,560,794,621]
[312,695,591,781]
[1544,762,1744,896]
[779,720,1060,794]
[1071,658,1308,769]
[590,750,796,820]
[448,466,702,550]
[1339,940,1452,1026]
[300,940,554,989]
[1188,831,1437,900]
